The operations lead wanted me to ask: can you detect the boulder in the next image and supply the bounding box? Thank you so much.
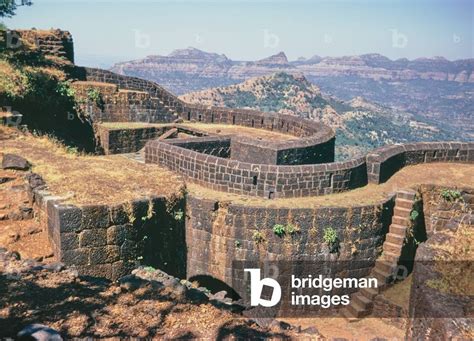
[2,154,31,171]
[17,323,63,341]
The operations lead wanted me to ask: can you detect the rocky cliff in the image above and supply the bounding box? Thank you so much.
[111,48,474,95]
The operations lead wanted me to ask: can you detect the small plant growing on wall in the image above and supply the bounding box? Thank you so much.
[144,266,156,273]
[440,189,462,202]
[410,209,419,221]
[273,224,286,237]
[234,240,241,248]
[323,227,339,253]
[123,201,136,224]
[253,231,265,245]
[86,87,105,110]
[285,223,299,235]
[141,200,155,222]
[173,209,184,222]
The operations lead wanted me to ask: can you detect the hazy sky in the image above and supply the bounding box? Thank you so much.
[4,0,473,67]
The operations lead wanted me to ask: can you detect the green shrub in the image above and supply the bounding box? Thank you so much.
[273,224,286,237]
[323,227,339,253]
[410,209,419,221]
[440,189,462,202]
[86,87,104,110]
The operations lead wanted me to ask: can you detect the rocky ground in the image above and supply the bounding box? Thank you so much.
[0,156,323,339]
[0,250,325,339]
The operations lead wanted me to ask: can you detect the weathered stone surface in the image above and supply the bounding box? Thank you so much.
[79,229,107,247]
[81,205,110,229]
[26,173,46,189]
[89,245,120,264]
[2,154,31,171]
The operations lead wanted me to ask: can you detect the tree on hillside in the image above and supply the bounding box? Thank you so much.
[1,0,32,18]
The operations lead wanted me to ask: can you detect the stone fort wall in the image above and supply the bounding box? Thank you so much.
[185,193,395,298]
[146,140,474,199]
[31,183,187,281]
[75,67,337,165]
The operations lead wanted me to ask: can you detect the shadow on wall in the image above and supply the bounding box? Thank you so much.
[140,197,187,279]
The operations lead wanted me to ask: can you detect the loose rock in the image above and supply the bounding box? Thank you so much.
[2,154,31,171]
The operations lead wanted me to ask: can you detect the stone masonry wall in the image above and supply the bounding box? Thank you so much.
[230,137,335,165]
[165,136,231,158]
[31,187,186,281]
[1,29,74,64]
[147,140,474,199]
[367,142,474,184]
[74,67,337,165]
[146,139,367,198]
[186,193,395,297]
[71,81,173,123]
[95,124,169,155]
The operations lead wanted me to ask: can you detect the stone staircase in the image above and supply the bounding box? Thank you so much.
[340,189,417,320]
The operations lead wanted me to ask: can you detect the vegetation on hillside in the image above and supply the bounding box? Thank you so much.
[0,29,96,150]
[181,72,462,160]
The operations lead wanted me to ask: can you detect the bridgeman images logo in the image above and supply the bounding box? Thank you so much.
[244,267,380,309]
[245,269,282,307]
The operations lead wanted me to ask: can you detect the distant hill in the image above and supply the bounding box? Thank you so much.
[180,72,462,160]
[111,48,474,137]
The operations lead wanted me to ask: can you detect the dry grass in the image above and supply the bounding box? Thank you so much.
[0,127,184,206]
[382,275,413,310]
[99,122,297,141]
[188,163,474,208]
[100,122,170,130]
[180,123,297,141]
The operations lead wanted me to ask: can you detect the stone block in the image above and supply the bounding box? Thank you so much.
[61,249,89,265]
[82,205,110,229]
[79,228,107,247]
[60,232,79,250]
[55,204,83,233]
[89,245,120,264]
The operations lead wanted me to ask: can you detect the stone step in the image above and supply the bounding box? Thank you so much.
[396,190,417,200]
[386,232,405,245]
[383,241,403,255]
[352,292,373,310]
[372,267,393,284]
[374,259,396,274]
[394,206,411,218]
[395,197,414,209]
[360,286,379,300]
[381,250,399,263]
[346,300,370,318]
[392,216,410,226]
[340,307,360,322]
[389,223,407,236]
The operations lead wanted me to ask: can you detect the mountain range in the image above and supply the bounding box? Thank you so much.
[110,48,474,138]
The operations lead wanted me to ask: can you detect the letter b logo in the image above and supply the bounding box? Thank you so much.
[245,269,281,307]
